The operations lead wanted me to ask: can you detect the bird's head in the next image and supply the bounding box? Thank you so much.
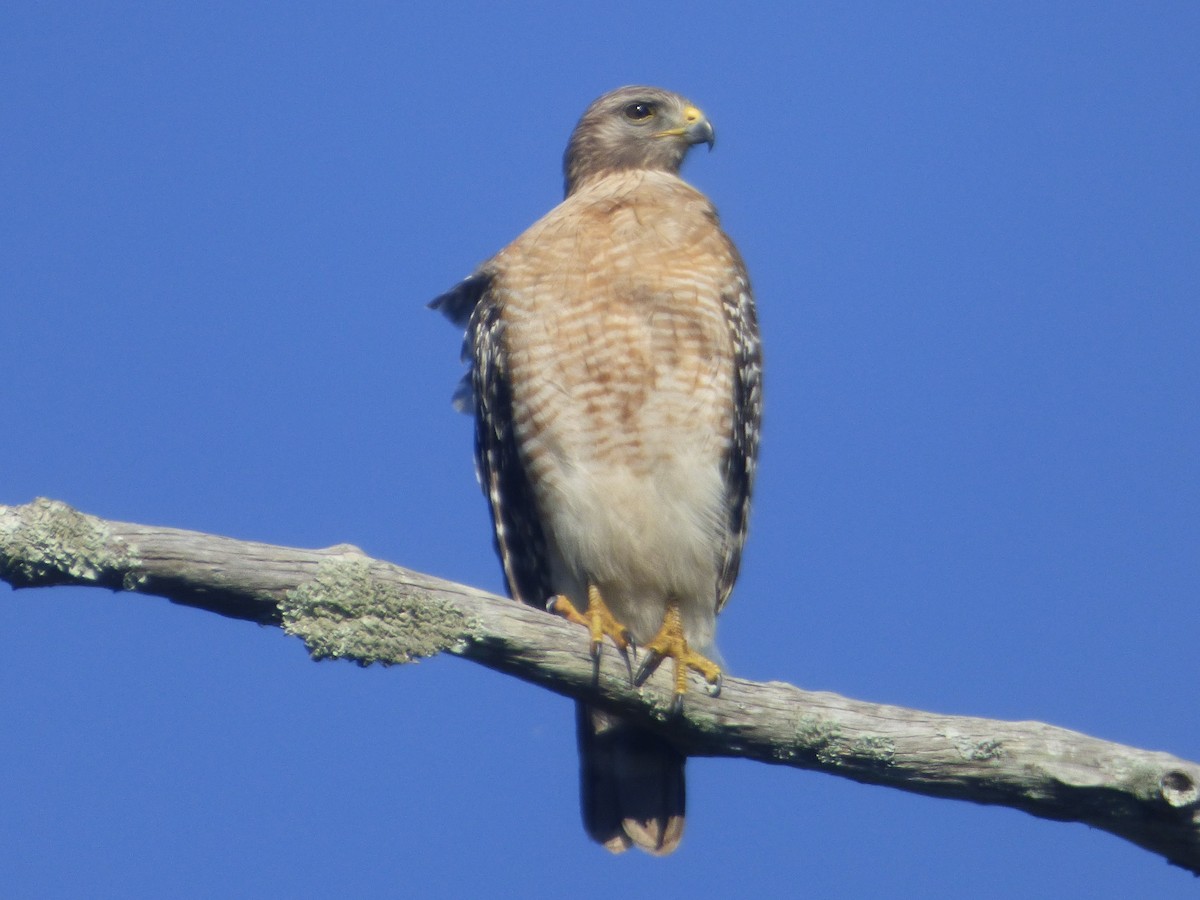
[563,86,715,196]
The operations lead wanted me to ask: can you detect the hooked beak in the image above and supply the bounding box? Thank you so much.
[655,105,716,151]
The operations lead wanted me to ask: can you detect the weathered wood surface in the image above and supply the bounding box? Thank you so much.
[3,497,1198,873]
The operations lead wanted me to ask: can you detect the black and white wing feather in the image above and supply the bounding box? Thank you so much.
[431,273,554,608]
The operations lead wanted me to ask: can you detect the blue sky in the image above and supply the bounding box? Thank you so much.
[2,3,1198,897]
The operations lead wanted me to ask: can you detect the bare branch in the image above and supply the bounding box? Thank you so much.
[2,497,1198,873]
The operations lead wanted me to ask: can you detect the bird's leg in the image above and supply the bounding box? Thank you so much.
[634,601,722,715]
[548,583,633,682]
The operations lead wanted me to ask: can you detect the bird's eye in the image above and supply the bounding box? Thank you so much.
[624,102,655,121]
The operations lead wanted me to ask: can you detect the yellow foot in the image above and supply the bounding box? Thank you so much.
[548,584,633,680]
[634,602,722,714]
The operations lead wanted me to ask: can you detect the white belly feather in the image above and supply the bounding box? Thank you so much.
[539,441,726,650]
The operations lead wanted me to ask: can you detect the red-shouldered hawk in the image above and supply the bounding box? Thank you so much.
[432,86,761,856]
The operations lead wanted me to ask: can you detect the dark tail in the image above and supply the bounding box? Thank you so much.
[576,703,686,855]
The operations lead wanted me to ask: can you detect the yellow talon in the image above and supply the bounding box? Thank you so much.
[550,584,632,666]
[634,601,722,713]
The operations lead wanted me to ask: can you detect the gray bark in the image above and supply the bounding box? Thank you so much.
[2,497,1198,873]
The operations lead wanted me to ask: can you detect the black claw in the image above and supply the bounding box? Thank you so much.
[590,641,602,683]
[620,646,634,684]
[633,650,663,687]
[707,673,723,698]
[668,693,685,717]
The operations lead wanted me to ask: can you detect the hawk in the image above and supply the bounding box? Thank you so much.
[432,86,761,855]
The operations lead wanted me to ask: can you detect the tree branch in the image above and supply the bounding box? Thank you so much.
[2,497,1198,873]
